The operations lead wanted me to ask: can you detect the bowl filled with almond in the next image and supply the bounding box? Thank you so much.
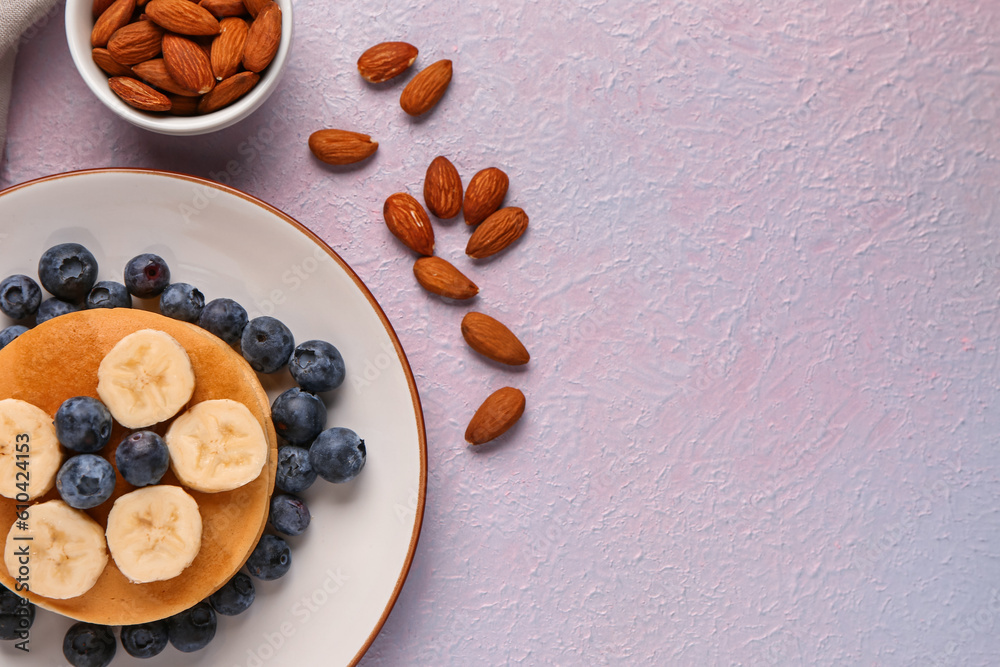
[65,0,292,135]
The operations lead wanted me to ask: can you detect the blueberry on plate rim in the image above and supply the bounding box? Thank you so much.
[0,274,42,320]
[63,622,116,667]
[241,316,295,374]
[275,444,318,493]
[38,242,99,303]
[310,426,367,484]
[0,325,27,350]
[209,572,256,616]
[269,493,311,536]
[168,601,218,653]
[120,620,169,659]
[86,280,132,309]
[36,296,83,324]
[160,282,205,322]
[198,297,249,345]
[0,584,34,641]
[123,253,170,298]
[246,534,292,580]
[271,387,327,446]
[289,339,346,393]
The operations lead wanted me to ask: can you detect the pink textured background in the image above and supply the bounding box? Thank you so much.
[4,0,1000,664]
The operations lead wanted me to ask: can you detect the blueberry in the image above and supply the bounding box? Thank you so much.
[38,243,99,303]
[209,572,255,616]
[62,622,116,667]
[86,281,131,309]
[241,316,294,373]
[269,493,311,536]
[56,455,116,509]
[275,445,317,493]
[167,602,217,653]
[289,340,346,393]
[0,274,42,319]
[0,584,34,641]
[55,396,113,453]
[120,620,168,659]
[245,534,291,580]
[115,431,170,487]
[123,253,170,298]
[36,296,83,324]
[271,388,327,446]
[309,427,366,483]
[160,283,205,323]
[0,325,27,350]
[198,297,248,345]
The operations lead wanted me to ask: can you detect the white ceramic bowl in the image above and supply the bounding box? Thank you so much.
[65,0,292,136]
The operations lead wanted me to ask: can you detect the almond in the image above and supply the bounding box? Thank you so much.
[460,312,529,365]
[146,0,221,36]
[199,0,248,18]
[465,387,525,445]
[383,193,435,256]
[211,17,249,80]
[167,93,201,115]
[308,129,379,165]
[423,156,463,219]
[92,47,133,77]
[107,21,164,65]
[93,0,116,19]
[91,0,135,47]
[198,71,259,112]
[243,0,269,17]
[108,76,172,111]
[412,257,478,300]
[132,59,201,96]
[242,2,281,72]
[466,207,528,259]
[400,59,452,116]
[357,41,418,83]
[162,33,216,95]
[463,167,508,226]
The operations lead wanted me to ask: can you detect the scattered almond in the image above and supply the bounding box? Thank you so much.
[211,17,249,80]
[145,0,221,36]
[242,1,281,72]
[400,59,452,116]
[91,0,135,48]
[162,33,216,95]
[383,193,435,256]
[198,71,260,112]
[92,47,133,77]
[132,59,200,96]
[466,207,528,259]
[357,41,418,83]
[463,167,508,226]
[461,312,530,366]
[465,387,525,445]
[308,129,379,165]
[413,257,478,300]
[108,76,172,112]
[107,21,164,65]
[423,156,463,219]
[199,0,248,18]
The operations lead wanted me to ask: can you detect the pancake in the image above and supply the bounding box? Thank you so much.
[0,308,277,625]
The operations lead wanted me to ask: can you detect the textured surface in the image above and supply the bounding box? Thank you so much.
[3,0,1000,664]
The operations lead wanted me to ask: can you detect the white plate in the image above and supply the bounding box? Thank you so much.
[0,169,426,666]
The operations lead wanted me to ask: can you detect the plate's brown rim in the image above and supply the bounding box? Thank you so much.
[0,167,428,666]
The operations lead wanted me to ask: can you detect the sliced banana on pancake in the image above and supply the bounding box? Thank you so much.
[165,399,268,493]
[106,485,202,584]
[97,329,196,429]
[4,500,108,599]
[0,398,62,500]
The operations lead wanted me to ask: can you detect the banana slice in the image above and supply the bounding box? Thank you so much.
[0,398,62,500]
[165,399,268,493]
[97,329,196,429]
[105,485,202,584]
[4,499,108,599]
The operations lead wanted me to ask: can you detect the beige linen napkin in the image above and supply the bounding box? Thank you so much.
[1,0,61,156]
